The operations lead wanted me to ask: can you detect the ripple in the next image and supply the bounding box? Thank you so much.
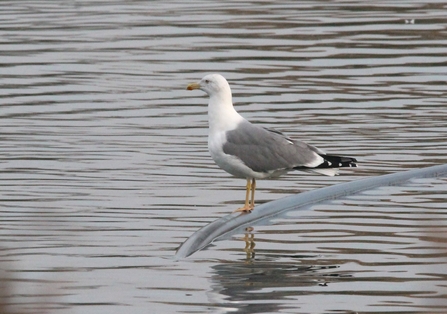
[1,1,446,313]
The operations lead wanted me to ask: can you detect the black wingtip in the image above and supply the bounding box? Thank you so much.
[317,154,358,169]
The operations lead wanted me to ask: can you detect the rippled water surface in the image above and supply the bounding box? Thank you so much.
[1,1,447,313]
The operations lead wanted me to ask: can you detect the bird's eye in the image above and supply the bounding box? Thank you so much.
[204,79,210,84]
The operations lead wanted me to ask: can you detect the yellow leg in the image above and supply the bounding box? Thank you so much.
[235,178,256,213]
[250,179,256,208]
[244,179,251,208]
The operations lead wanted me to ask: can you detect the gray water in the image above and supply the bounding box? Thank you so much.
[1,1,446,313]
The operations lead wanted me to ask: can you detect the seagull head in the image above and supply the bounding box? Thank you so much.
[187,74,232,98]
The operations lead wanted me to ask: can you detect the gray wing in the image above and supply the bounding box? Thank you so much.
[222,120,321,173]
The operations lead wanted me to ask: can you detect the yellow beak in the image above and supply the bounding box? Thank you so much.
[186,82,201,90]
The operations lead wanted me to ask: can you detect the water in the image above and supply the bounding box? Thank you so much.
[1,1,446,313]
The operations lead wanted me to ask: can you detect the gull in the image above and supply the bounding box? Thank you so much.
[187,74,357,212]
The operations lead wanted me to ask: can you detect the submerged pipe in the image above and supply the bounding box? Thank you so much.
[175,164,447,259]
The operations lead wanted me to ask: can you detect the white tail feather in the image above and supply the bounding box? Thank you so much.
[309,168,339,176]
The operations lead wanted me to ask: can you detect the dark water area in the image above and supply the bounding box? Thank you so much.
[1,1,446,313]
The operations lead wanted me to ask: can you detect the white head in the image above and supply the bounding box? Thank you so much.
[187,74,232,100]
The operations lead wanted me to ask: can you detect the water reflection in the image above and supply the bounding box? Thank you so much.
[211,260,342,314]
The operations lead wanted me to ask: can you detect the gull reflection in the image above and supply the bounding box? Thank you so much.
[209,257,345,314]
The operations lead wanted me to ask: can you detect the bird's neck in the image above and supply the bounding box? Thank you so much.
[208,94,243,134]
